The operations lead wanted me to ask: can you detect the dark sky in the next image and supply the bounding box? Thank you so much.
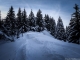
[0,0,80,27]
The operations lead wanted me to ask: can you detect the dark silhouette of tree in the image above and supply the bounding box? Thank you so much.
[29,9,36,31]
[44,14,50,31]
[68,4,80,44]
[22,8,27,33]
[16,8,22,38]
[5,6,15,34]
[56,16,66,41]
[65,26,68,41]
[49,17,56,37]
[66,26,71,41]
[4,6,16,41]
[36,9,44,32]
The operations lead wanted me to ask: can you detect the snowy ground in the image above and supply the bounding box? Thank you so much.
[0,31,80,60]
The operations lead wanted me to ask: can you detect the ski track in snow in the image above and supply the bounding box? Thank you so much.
[0,31,80,60]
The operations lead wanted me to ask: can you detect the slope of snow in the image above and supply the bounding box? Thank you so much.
[0,31,80,60]
[41,30,52,37]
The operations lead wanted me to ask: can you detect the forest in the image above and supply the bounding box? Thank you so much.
[0,4,80,44]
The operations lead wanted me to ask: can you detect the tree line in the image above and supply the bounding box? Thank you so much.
[0,4,80,44]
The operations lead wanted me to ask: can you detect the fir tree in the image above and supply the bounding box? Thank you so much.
[22,8,27,33]
[44,14,50,31]
[66,26,70,41]
[68,4,80,44]
[29,9,36,31]
[36,9,44,32]
[49,17,56,37]
[56,16,66,41]
[4,6,16,41]
[16,8,22,38]
[5,6,16,36]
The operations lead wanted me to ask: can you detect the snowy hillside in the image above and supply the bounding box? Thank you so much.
[0,31,80,60]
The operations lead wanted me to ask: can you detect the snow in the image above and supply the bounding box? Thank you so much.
[0,31,80,60]
[41,30,52,37]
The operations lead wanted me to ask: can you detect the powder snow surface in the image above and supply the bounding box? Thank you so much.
[0,31,80,60]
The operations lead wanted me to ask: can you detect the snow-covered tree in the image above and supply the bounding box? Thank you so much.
[49,17,56,37]
[5,6,16,36]
[65,26,70,41]
[36,9,44,32]
[16,8,22,38]
[22,8,27,33]
[29,9,36,31]
[3,6,16,41]
[44,14,50,31]
[56,16,66,41]
[68,4,80,44]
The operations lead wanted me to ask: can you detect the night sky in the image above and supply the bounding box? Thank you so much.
[0,0,80,27]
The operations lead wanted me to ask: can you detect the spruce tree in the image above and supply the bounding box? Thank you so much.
[66,25,72,42]
[5,6,16,37]
[56,16,66,41]
[22,8,27,33]
[68,4,80,44]
[36,9,44,32]
[29,9,36,31]
[16,8,22,38]
[49,17,56,37]
[65,26,68,41]
[44,14,50,31]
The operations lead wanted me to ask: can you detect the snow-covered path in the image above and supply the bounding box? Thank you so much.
[0,31,80,60]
